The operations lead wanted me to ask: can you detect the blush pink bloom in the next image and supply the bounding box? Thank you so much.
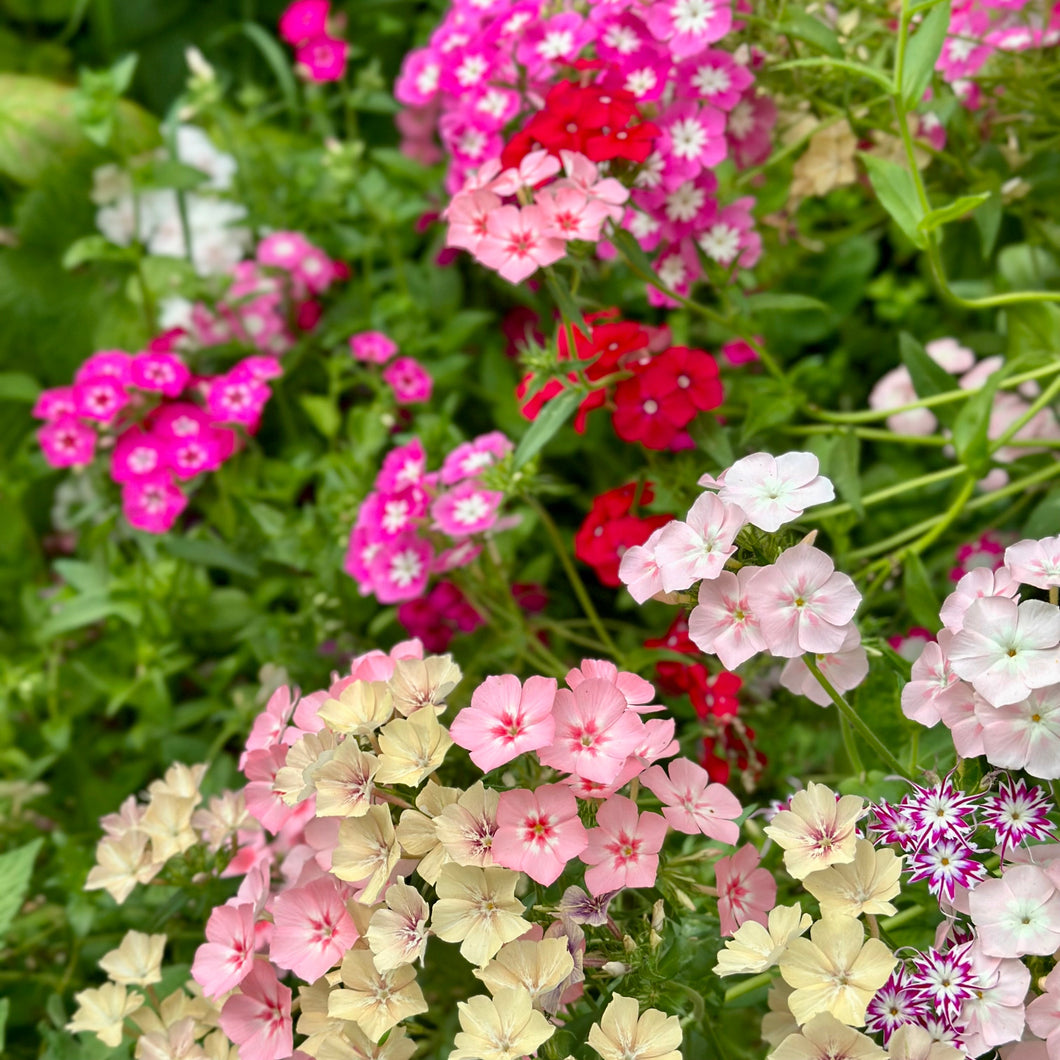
[654,493,748,593]
[191,903,258,997]
[780,626,869,707]
[640,758,742,841]
[688,567,767,670]
[939,567,1019,633]
[475,204,567,284]
[714,843,777,936]
[449,674,557,772]
[38,416,96,468]
[745,544,861,658]
[445,188,503,254]
[490,149,562,196]
[268,876,358,982]
[121,474,188,534]
[279,0,329,45]
[959,942,1030,1057]
[977,686,1060,780]
[537,186,614,242]
[1005,536,1060,590]
[565,660,659,714]
[493,783,589,885]
[1026,967,1060,1060]
[968,864,1060,958]
[538,679,646,784]
[383,357,433,404]
[618,525,668,605]
[901,632,962,727]
[580,795,668,896]
[218,961,293,1060]
[349,331,398,365]
[431,481,503,536]
[295,35,348,82]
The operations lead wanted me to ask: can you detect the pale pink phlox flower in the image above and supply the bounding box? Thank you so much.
[537,185,614,242]
[1006,536,1060,591]
[243,745,298,834]
[687,566,767,670]
[556,150,629,223]
[449,674,558,771]
[959,940,1031,1057]
[475,204,567,284]
[490,149,562,196]
[618,525,668,605]
[640,757,742,841]
[940,567,1019,633]
[565,659,661,713]
[493,783,589,886]
[654,492,747,593]
[1026,965,1060,1060]
[976,686,1060,780]
[445,188,503,254]
[580,795,668,896]
[218,961,293,1060]
[714,843,777,936]
[191,902,258,997]
[968,864,1060,958]
[241,685,297,767]
[779,625,868,707]
[938,683,987,759]
[901,631,961,727]
[267,875,359,982]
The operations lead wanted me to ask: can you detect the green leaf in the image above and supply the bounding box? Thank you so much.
[742,291,829,313]
[860,153,927,248]
[1026,489,1060,539]
[130,158,210,192]
[544,271,586,333]
[163,536,259,578]
[62,234,139,269]
[512,388,583,469]
[739,380,802,442]
[611,228,669,295]
[770,57,894,92]
[35,593,141,641]
[226,23,300,116]
[898,331,957,425]
[778,12,843,57]
[902,552,941,630]
[0,996,8,1054]
[917,191,990,234]
[953,370,1001,473]
[901,0,951,107]
[0,838,43,940]
[300,394,340,439]
[973,192,1002,258]
[0,371,41,402]
[830,430,863,516]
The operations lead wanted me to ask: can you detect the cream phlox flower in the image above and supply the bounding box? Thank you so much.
[274,730,338,805]
[771,1011,887,1060]
[802,838,903,918]
[332,804,400,903]
[435,780,500,867]
[764,782,863,880]
[366,879,430,972]
[451,988,555,1060]
[98,930,167,986]
[313,741,379,817]
[389,654,461,715]
[374,707,453,786]
[762,980,800,1047]
[587,993,682,1060]
[779,915,897,1026]
[474,937,574,1003]
[85,831,160,903]
[318,1022,417,1060]
[327,948,428,1042]
[714,903,813,976]
[394,782,461,884]
[431,864,530,966]
[140,792,200,862]
[886,1023,964,1060]
[66,982,145,1047]
[318,680,394,735]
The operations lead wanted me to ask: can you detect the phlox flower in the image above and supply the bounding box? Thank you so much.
[959,942,1030,1057]
[328,949,428,1042]
[311,740,378,817]
[657,100,728,181]
[376,437,427,492]
[492,783,588,885]
[389,653,461,715]
[366,879,430,972]
[318,680,393,736]
[66,982,144,1048]
[640,757,742,841]
[901,634,962,728]
[84,831,158,905]
[865,968,927,1043]
[431,481,503,536]
[619,524,668,604]
[131,351,190,397]
[780,626,869,707]
[98,930,166,987]
[431,864,531,966]
[475,204,567,283]
[579,795,667,896]
[440,431,512,484]
[653,492,747,592]
[746,544,862,658]
[475,937,575,1005]
[678,49,754,110]
[555,150,629,221]
[939,567,1019,633]
[688,567,767,670]
[802,839,903,919]
[38,416,96,468]
[74,375,129,423]
[32,385,76,420]
[770,1012,887,1060]
[908,944,979,1026]
[906,836,987,902]
[968,864,1060,957]
[76,350,133,384]
[445,188,504,254]
[393,781,459,885]
[1005,535,1060,590]
[295,35,348,82]
[349,330,398,365]
[367,533,434,603]
[279,0,329,45]
[382,356,432,404]
[644,0,733,58]
[565,659,660,713]
[764,782,863,880]
[374,707,452,786]
[121,474,188,534]
[331,805,400,903]
[451,988,555,1060]
[714,842,777,936]
[268,876,358,982]
[587,993,682,1060]
[435,781,500,867]
[982,777,1055,854]
[715,903,814,976]
[1026,967,1060,1060]
[537,185,614,242]
[218,962,292,1060]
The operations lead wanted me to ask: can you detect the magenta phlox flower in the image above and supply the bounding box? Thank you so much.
[191,902,258,997]
[982,777,1055,855]
[644,0,733,58]
[376,438,427,493]
[131,351,190,397]
[870,799,919,852]
[657,100,728,182]
[279,0,329,45]
[908,944,979,1025]
[866,968,928,1043]
[122,474,188,534]
[906,777,980,848]
[449,674,557,772]
[654,492,747,592]
[440,431,512,483]
[295,35,348,82]
[76,350,134,384]
[32,385,77,420]
[687,566,766,669]
[431,481,503,536]
[383,356,433,404]
[1006,536,1060,590]
[641,757,741,841]
[677,48,753,109]
[493,783,589,885]
[969,864,1060,957]
[959,941,1031,1056]
[74,375,129,424]
[349,330,398,365]
[713,842,776,936]
[907,837,987,901]
[475,204,567,283]
[218,961,293,1060]
[367,533,434,603]
[206,373,270,427]
[564,659,661,713]
[939,567,1019,632]
[579,795,668,896]
[38,416,97,468]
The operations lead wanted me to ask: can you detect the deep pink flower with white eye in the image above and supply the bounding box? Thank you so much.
[657,100,727,181]
[394,48,442,107]
[367,533,434,604]
[698,197,759,267]
[268,876,358,982]
[1006,536,1060,591]
[780,625,869,707]
[948,597,1060,707]
[969,864,1060,958]
[449,674,557,772]
[110,428,167,482]
[32,386,77,420]
[75,350,134,385]
[538,679,646,784]
[939,567,1019,633]
[677,49,753,110]
[383,357,433,405]
[613,51,673,104]
[901,631,962,727]
[148,402,212,441]
[714,843,776,936]
[618,525,668,605]
[653,492,747,593]
[231,356,284,383]
[122,474,188,534]
[647,240,700,308]
[475,204,567,284]
[74,376,130,424]
[978,686,1060,780]
[431,481,503,536]
[191,902,258,997]
[641,758,742,841]
[688,566,766,670]
[493,783,588,886]
[727,92,777,169]
[376,438,427,493]
[295,35,348,82]
[439,45,495,95]
[644,0,733,59]
[700,451,835,532]
[349,330,398,365]
[292,245,334,295]
[537,186,614,243]
[257,231,312,270]
[440,432,512,484]
[165,430,226,479]
[515,10,591,74]
[445,189,503,255]
[565,660,659,714]
[580,795,668,896]
[745,544,861,658]
[131,352,190,397]
[218,961,292,1060]
[38,416,96,468]
[983,777,1056,855]
[639,173,718,240]
[279,0,329,45]
[206,373,271,427]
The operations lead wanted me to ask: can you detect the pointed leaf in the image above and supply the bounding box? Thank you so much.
[898,331,957,427]
[0,838,43,940]
[902,552,941,630]
[917,192,990,234]
[860,153,927,248]
[513,388,583,469]
[901,1,952,108]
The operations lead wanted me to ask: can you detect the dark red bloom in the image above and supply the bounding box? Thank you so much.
[397,579,483,652]
[574,481,669,587]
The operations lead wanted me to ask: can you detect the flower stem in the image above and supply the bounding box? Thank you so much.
[807,465,965,521]
[723,970,773,1001]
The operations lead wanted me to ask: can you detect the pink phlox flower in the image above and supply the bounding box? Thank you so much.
[969,864,1060,958]
[653,492,747,593]
[618,525,668,605]
[122,473,188,534]
[165,429,225,479]
[218,961,293,1060]
[267,876,359,981]
[657,100,728,183]
[131,351,190,397]
[475,204,567,284]
[538,679,646,784]
[38,416,97,468]
[537,185,614,242]
[241,685,296,768]
[1005,536,1060,590]
[243,745,297,834]
[206,373,271,427]
[449,674,557,772]
[394,48,442,107]
[687,566,767,669]
[349,330,398,365]
[493,783,589,886]
[431,480,503,536]
[901,631,961,728]
[295,35,348,83]
[565,659,661,714]
[947,597,1060,707]
[232,356,284,383]
[940,567,1019,632]
[291,689,329,733]
[279,0,329,45]
[74,375,130,424]
[580,795,668,896]
[75,350,134,385]
[256,231,312,269]
[490,149,562,196]
[700,451,835,532]
[698,197,759,268]
[366,533,434,604]
[745,543,861,657]
[677,49,754,110]
[779,625,868,706]
[360,487,430,540]
[556,150,630,222]
[383,356,433,404]
[640,757,742,841]
[714,843,776,936]
[376,438,427,493]
[907,837,987,902]
[440,431,512,484]
[976,686,1060,780]
[938,682,987,760]
[644,0,734,58]
[445,188,504,254]
[1026,966,1060,1060]
[110,428,168,482]
[191,902,258,997]
[514,10,592,75]
[865,968,928,1043]
[32,386,77,420]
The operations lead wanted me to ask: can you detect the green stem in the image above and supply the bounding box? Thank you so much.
[902,475,976,559]
[784,424,948,447]
[723,970,773,1002]
[839,714,866,778]
[989,370,1060,454]
[808,465,965,521]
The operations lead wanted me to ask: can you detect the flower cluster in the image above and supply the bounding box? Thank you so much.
[33,231,344,532]
[343,433,514,604]
[348,329,433,405]
[278,0,348,82]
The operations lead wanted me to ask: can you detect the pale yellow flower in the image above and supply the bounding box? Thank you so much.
[332,804,400,903]
[85,831,160,904]
[803,839,903,918]
[587,993,682,1060]
[394,782,461,884]
[451,989,555,1060]
[771,1012,888,1060]
[779,915,897,1027]
[313,741,379,818]
[431,864,531,967]
[192,790,249,852]
[374,708,452,787]
[148,762,207,800]
[887,1023,964,1060]
[366,879,430,972]
[98,930,166,987]
[327,949,427,1042]
[764,783,863,880]
[474,937,574,1003]
[317,1023,417,1060]
[435,781,499,867]
[141,792,199,863]
[715,904,813,976]
[130,985,218,1037]
[274,730,338,806]
[762,980,799,1047]
[295,972,345,1056]
[319,681,394,736]
[201,1029,240,1060]
[66,982,144,1047]
[389,654,462,716]
[137,1015,202,1060]
[790,121,858,199]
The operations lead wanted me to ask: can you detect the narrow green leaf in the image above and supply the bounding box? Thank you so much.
[63,234,138,269]
[830,430,863,516]
[902,552,941,630]
[778,13,843,57]
[742,291,829,313]
[0,371,41,403]
[953,371,1001,473]
[163,536,259,578]
[544,271,586,333]
[35,593,141,641]
[859,153,927,248]
[770,57,894,92]
[1026,489,1060,539]
[917,192,990,234]
[0,838,43,940]
[901,1,952,108]
[131,158,210,192]
[236,23,300,116]
[612,228,667,293]
[0,996,8,1054]
[973,192,1002,257]
[739,380,802,443]
[513,388,583,469]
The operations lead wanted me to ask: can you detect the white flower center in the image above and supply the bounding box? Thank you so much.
[692,64,731,96]
[671,0,717,35]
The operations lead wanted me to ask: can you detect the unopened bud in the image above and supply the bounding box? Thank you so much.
[623,934,636,954]
[651,899,665,934]
[649,929,662,951]
[601,961,630,977]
